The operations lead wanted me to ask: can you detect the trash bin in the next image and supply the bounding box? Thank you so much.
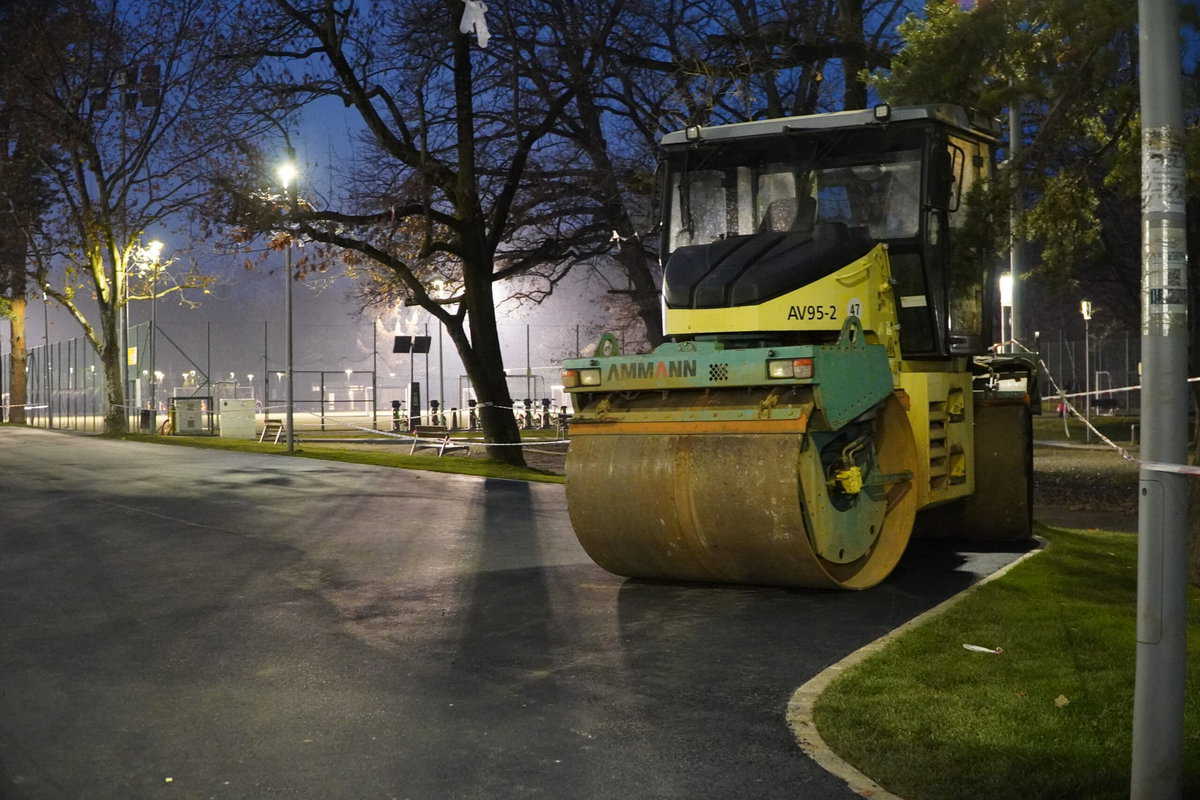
[139,408,157,433]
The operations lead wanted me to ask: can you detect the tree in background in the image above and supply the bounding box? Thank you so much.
[0,0,60,426]
[512,0,918,350]
[871,0,1200,580]
[0,0,265,433]
[220,0,598,465]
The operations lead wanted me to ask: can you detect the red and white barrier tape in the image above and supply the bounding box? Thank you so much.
[297,412,570,448]
[1015,340,1200,477]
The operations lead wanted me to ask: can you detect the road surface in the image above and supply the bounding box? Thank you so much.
[0,428,1027,799]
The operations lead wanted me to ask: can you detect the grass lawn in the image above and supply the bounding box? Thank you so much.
[117,433,565,484]
[814,525,1200,799]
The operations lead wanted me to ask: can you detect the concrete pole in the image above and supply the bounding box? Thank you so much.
[1008,90,1023,352]
[1132,1,1190,797]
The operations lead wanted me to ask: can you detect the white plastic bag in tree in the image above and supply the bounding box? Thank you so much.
[460,1,490,48]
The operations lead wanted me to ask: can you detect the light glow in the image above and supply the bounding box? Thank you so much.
[276,161,298,188]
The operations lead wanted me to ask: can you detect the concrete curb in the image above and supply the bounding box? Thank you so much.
[785,535,1049,799]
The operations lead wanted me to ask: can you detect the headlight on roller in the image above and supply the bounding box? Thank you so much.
[562,368,602,388]
[767,358,814,379]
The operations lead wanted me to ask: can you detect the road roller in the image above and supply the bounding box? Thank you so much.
[561,104,1039,590]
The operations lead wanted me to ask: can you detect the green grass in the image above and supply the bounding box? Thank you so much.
[814,525,1200,799]
[117,433,565,484]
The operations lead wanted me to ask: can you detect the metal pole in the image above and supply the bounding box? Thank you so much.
[1132,2,1190,796]
[1084,316,1091,442]
[150,266,157,416]
[1125,330,1132,414]
[372,318,378,429]
[43,293,51,428]
[429,321,434,422]
[285,241,295,453]
[1008,89,1023,351]
[438,320,444,408]
[526,323,532,401]
[263,320,269,419]
[576,324,580,357]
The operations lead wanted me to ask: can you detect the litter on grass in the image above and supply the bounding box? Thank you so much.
[962,643,1004,654]
[1054,694,1070,708]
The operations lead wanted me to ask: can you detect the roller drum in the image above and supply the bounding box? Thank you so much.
[566,394,918,589]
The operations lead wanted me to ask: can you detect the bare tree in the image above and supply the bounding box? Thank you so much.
[512,0,917,351]
[0,0,61,426]
[220,0,591,464]
[0,0,267,433]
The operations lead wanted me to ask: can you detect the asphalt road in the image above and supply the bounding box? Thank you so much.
[0,428,1028,800]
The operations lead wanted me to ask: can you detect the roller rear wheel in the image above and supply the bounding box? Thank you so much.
[565,393,919,589]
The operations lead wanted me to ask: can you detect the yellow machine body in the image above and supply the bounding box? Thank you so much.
[563,107,1033,589]
[664,244,977,516]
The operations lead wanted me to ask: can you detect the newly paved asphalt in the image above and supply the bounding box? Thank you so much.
[0,428,1028,799]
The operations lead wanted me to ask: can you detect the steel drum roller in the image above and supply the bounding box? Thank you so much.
[566,394,918,589]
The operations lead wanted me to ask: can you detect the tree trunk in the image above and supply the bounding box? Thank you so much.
[449,287,526,467]
[8,296,27,425]
[619,242,663,348]
[99,303,127,434]
[839,0,867,110]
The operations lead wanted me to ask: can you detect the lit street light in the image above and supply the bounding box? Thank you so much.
[277,158,298,454]
[998,273,1013,352]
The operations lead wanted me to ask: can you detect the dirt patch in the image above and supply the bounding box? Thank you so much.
[1034,444,1138,531]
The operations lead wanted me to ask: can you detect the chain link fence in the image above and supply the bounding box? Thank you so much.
[1,316,595,435]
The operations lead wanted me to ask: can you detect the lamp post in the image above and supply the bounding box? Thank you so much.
[1080,300,1092,442]
[998,273,1014,352]
[144,240,164,417]
[43,291,51,428]
[277,159,298,454]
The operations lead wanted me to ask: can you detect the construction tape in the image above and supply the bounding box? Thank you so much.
[296,411,570,448]
[1011,339,1200,477]
[0,403,49,410]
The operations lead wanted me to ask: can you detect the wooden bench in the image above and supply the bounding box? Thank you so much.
[410,425,470,457]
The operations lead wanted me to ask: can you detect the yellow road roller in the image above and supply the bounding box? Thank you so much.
[561,105,1039,590]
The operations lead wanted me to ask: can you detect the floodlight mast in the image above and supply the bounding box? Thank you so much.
[1132,1,1190,797]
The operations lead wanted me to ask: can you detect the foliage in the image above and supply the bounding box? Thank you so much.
[872,0,1199,330]
[815,525,1200,799]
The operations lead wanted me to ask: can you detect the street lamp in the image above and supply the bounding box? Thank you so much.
[998,273,1014,352]
[277,158,298,453]
[144,239,164,418]
[1081,300,1093,441]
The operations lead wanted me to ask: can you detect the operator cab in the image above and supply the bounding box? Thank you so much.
[659,105,999,358]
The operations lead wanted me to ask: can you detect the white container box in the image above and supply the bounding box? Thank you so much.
[218,398,257,439]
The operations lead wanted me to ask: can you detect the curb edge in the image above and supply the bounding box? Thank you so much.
[785,534,1049,799]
